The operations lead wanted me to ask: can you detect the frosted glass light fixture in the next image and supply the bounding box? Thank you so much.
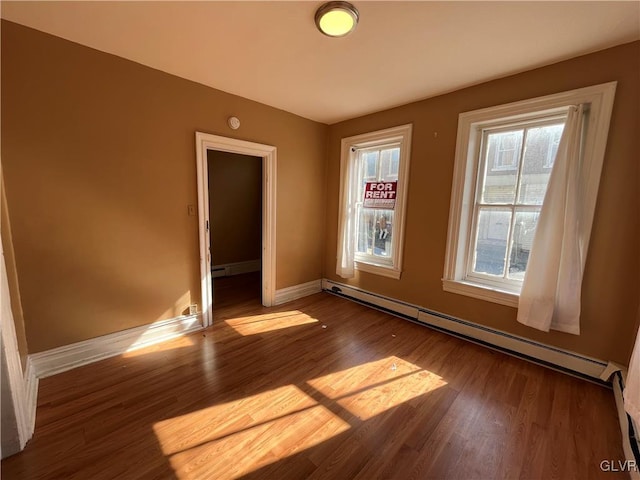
[315,1,359,37]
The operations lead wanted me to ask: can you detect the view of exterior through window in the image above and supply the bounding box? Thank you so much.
[356,146,400,264]
[470,118,565,285]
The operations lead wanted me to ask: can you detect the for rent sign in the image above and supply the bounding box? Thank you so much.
[363,182,397,209]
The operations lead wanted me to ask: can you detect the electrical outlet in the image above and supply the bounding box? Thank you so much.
[189,304,198,315]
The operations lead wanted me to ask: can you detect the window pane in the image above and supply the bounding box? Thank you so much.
[356,208,394,258]
[481,130,523,204]
[372,210,393,257]
[473,208,511,276]
[380,147,400,181]
[508,209,541,280]
[356,207,374,255]
[373,210,393,257]
[518,123,564,205]
[390,148,399,176]
[364,151,379,179]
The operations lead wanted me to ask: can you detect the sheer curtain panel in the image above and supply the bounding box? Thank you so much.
[336,149,358,278]
[517,105,587,334]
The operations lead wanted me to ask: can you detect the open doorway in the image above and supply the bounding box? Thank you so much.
[207,151,262,309]
[195,132,277,327]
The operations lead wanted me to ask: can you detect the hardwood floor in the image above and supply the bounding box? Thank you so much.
[2,275,625,479]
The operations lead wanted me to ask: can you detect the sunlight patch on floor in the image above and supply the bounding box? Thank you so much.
[152,384,350,479]
[153,357,446,477]
[168,404,349,479]
[154,384,319,455]
[307,356,447,420]
[225,310,318,335]
[122,334,195,358]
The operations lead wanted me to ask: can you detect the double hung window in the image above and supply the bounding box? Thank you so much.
[355,146,400,265]
[469,116,566,289]
[443,82,616,307]
[337,124,412,279]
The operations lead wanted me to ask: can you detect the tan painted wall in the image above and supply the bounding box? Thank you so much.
[324,41,640,365]
[207,151,262,266]
[3,20,638,364]
[1,21,327,353]
[0,171,29,369]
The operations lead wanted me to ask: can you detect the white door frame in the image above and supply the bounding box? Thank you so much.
[1,232,33,452]
[195,132,276,327]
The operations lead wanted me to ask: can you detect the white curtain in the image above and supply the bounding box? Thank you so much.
[336,150,358,278]
[625,311,640,428]
[517,105,588,334]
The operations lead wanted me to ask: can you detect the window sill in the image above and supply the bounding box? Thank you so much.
[356,261,401,279]
[442,279,518,308]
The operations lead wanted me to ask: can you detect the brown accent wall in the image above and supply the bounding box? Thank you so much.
[207,151,262,266]
[1,21,327,353]
[1,171,29,369]
[324,41,640,365]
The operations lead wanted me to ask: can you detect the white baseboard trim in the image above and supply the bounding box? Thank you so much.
[1,250,34,452]
[275,279,322,306]
[322,279,608,381]
[211,259,261,278]
[23,357,38,438]
[30,314,203,379]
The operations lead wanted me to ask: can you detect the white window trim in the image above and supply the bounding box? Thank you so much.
[338,124,412,280]
[443,82,617,307]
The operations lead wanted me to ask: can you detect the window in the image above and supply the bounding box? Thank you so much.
[336,124,412,279]
[443,82,616,307]
[471,117,566,288]
[355,146,400,262]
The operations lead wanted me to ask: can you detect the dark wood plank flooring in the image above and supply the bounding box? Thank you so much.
[2,273,625,479]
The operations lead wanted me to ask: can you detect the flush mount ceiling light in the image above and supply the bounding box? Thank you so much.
[315,1,359,37]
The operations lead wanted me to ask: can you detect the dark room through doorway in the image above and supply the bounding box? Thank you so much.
[207,150,263,310]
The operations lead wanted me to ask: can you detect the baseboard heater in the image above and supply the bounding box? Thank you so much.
[211,259,261,278]
[322,279,608,384]
[211,267,226,278]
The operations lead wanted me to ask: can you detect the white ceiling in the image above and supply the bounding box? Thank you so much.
[2,1,639,124]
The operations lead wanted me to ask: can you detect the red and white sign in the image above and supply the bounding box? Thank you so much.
[363,181,397,209]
